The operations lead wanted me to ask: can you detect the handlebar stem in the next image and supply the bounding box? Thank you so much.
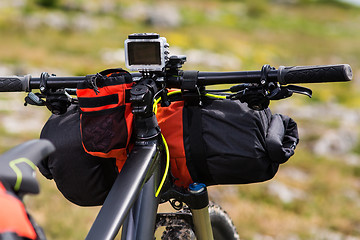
[130,77,161,140]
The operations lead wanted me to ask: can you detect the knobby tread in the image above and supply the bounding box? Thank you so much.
[156,202,240,240]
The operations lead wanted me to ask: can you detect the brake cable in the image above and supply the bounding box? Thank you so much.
[155,134,170,198]
[153,91,175,198]
[204,93,227,99]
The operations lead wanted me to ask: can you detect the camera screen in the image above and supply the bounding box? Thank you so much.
[127,42,161,65]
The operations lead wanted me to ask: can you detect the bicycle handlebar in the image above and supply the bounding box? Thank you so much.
[277,64,352,84]
[196,64,352,86]
[0,75,31,92]
[0,64,352,92]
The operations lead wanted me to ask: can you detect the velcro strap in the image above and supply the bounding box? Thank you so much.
[78,94,119,108]
[184,105,215,185]
[182,71,199,90]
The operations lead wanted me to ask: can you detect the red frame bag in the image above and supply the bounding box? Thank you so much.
[77,68,134,170]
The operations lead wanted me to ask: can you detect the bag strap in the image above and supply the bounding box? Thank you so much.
[184,105,215,185]
[99,68,133,84]
[99,68,125,76]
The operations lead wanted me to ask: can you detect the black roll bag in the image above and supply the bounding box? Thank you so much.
[39,105,118,206]
[157,98,299,187]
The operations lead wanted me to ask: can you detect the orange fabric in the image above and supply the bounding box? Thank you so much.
[124,101,134,151]
[77,83,133,112]
[0,183,37,239]
[114,104,133,171]
[77,76,134,170]
[157,101,193,187]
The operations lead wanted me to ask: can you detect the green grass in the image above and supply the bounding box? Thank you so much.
[209,147,360,239]
[1,0,360,239]
[25,177,100,239]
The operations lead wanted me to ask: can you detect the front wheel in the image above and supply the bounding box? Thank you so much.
[156,202,239,240]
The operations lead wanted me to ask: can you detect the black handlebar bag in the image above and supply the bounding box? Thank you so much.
[39,105,118,206]
[157,98,299,187]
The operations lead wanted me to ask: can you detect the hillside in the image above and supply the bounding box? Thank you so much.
[1,0,360,239]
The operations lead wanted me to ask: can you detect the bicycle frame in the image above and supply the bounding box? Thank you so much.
[85,137,215,240]
[85,143,160,240]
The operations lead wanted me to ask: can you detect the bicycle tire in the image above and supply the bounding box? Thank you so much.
[208,203,239,240]
[160,218,196,240]
[157,202,239,240]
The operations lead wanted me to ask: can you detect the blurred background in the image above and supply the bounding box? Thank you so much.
[1,0,360,239]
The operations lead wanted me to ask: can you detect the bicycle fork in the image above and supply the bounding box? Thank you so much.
[159,183,214,240]
[188,183,214,240]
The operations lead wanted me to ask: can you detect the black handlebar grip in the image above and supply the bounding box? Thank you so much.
[0,75,31,92]
[277,64,352,85]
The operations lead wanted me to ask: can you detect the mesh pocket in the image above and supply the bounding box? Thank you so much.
[80,106,128,154]
[77,68,134,160]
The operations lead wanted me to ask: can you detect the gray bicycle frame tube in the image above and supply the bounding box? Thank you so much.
[121,166,160,240]
[85,143,160,240]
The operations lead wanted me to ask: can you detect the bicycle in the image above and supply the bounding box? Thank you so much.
[0,33,353,240]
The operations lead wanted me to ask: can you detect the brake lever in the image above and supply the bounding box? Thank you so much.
[286,85,312,98]
[229,83,312,111]
[24,92,46,106]
[268,85,312,100]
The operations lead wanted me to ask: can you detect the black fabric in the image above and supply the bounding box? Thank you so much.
[266,114,299,164]
[185,106,215,185]
[81,106,128,153]
[183,98,298,185]
[99,68,133,84]
[125,89,131,103]
[78,69,132,90]
[78,94,119,108]
[39,105,118,206]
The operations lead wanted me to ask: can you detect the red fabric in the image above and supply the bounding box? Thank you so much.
[77,83,133,112]
[77,73,134,170]
[0,183,37,239]
[157,101,193,187]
